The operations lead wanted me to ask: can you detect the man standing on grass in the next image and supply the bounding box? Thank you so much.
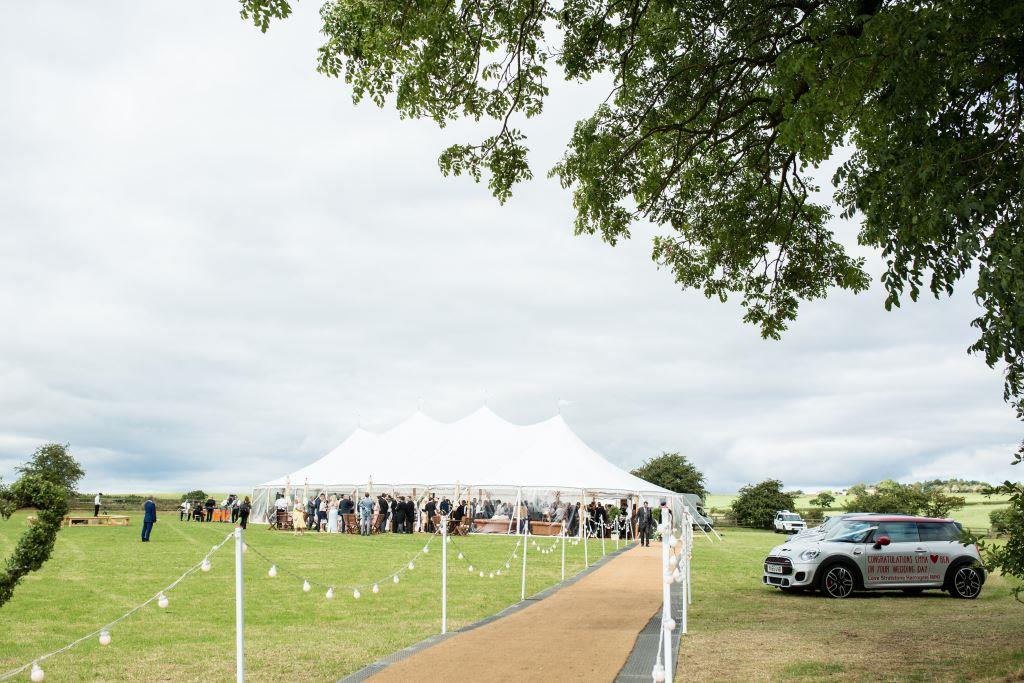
[142,496,157,542]
[358,492,373,535]
[93,492,102,517]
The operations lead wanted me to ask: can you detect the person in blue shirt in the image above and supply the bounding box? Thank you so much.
[142,496,157,542]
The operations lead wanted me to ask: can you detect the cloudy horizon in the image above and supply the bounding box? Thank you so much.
[1,2,1020,495]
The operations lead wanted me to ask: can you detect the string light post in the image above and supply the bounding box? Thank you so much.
[520,517,528,601]
[561,530,566,581]
[234,527,245,683]
[660,505,674,683]
[441,514,448,635]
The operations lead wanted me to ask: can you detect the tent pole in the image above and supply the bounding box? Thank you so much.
[520,499,528,601]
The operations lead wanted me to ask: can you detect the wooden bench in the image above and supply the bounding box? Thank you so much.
[63,515,131,527]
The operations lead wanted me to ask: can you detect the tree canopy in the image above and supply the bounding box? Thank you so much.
[730,479,796,529]
[242,0,1023,441]
[847,480,965,517]
[630,452,707,500]
[16,443,85,497]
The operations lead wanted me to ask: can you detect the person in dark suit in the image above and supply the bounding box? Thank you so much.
[637,501,653,547]
[142,496,157,542]
[439,498,452,516]
[204,497,216,522]
[238,496,251,529]
[377,494,389,533]
[424,496,437,533]
[404,497,415,533]
[392,496,405,533]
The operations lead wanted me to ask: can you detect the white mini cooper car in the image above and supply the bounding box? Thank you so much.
[762,516,985,599]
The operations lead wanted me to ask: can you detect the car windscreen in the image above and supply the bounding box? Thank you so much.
[824,520,876,542]
[781,514,802,521]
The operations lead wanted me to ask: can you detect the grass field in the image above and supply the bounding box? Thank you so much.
[705,492,1012,530]
[682,528,1024,682]
[3,514,1022,681]
[0,512,608,681]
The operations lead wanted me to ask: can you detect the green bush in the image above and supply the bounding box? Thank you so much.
[990,506,1022,535]
[730,480,796,529]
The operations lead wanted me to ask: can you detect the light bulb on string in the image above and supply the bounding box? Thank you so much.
[675,572,684,584]
[325,587,334,600]
[651,662,666,682]
[478,571,484,577]
[393,575,399,584]
[201,559,212,573]
[242,543,248,554]
[422,546,429,553]
[408,561,415,570]
[489,572,494,578]
[30,663,44,682]
[496,570,501,576]
[505,562,510,569]
[268,565,277,578]
[664,617,676,631]
[372,583,379,594]
[302,580,311,593]
[468,565,474,572]
[98,630,112,646]
[157,593,169,609]
[457,552,464,560]
[352,589,360,599]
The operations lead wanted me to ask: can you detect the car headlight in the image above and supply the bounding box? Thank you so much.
[799,549,820,561]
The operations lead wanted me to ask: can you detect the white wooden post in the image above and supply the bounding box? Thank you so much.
[520,512,528,600]
[561,531,566,581]
[441,514,448,634]
[234,527,244,683]
[661,508,673,683]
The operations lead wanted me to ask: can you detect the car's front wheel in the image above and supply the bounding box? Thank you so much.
[949,565,982,599]
[820,564,856,598]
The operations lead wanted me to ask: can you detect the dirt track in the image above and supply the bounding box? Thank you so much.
[371,545,664,681]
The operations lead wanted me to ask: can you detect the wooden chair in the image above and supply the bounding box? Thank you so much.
[452,516,471,536]
[275,509,293,531]
[342,513,359,534]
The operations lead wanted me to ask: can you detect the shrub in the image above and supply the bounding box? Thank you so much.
[730,480,796,529]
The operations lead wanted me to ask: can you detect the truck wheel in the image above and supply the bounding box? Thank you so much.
[948,565,982,599]
[819,564,856,598]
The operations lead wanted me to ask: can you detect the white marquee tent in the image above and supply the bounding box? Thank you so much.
[251,407,694,531]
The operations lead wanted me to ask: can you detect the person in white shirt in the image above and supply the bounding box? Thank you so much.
[94,493,102,517]
[180,500,190,521]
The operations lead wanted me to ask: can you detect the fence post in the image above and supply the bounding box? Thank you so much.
[441,515,448,634]
[235,527,245,683]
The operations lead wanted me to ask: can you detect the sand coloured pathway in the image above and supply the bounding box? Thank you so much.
[370,544,665,681]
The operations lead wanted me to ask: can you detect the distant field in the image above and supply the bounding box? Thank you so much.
[705,492,1012,531]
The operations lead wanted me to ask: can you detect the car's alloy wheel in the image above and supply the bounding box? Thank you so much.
[822,565,854,598]
[951,566,981,599]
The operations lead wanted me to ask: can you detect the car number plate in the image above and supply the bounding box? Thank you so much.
[766,564,784,574]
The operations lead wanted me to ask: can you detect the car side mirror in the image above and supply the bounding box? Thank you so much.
[873,535,891,549]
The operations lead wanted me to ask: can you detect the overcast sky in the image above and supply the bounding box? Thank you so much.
[0,2,1019,494]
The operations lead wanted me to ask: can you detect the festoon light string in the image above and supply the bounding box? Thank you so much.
[244,531,438,600]
[446,534,522,579]
[0,530,236,682]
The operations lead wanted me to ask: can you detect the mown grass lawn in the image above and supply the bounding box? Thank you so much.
[4,514,1021,682]
[680,528,1024,682]
[0,512,610,681]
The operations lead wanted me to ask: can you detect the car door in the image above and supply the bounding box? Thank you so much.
[916,521,960,586]
[864,521,922,588]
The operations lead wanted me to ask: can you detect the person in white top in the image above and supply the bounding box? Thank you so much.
[180,500,190,521]
[94,493,102,517]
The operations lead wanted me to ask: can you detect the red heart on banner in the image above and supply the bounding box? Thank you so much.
[930,554,939,563]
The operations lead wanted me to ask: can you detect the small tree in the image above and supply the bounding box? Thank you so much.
[731,480,796,529]
[922,491,967,519]
[630,452,707,500]
[181,490,208,504]
[16,443,85,497]
[971,482,1024,601]
[809,492,836,511]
